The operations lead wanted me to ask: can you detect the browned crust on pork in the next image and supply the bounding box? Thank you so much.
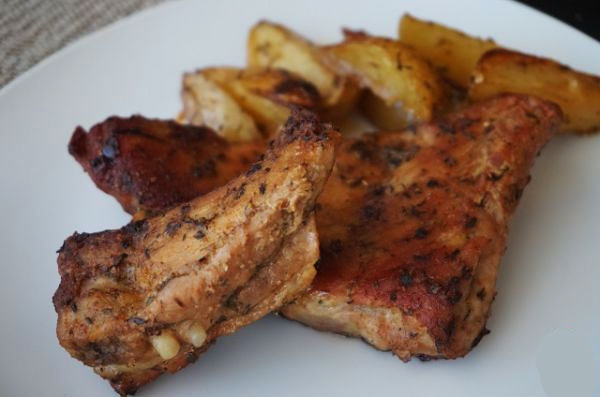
[283,95,562,358]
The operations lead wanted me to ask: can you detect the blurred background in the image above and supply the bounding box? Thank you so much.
[518,0,599,40]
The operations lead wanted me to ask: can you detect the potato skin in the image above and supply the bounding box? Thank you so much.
[215,68,321,136]
[247,20,360,118]
[469,49,600,134]
[323,33,446,127]
[399,13,497,89]
[182,67,322,139]
[181,69,262,142]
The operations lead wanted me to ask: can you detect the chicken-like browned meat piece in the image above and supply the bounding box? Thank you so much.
[68,116,265,217]
[282,95,562,359]
[54,111,338,395]
[67,95,562,362]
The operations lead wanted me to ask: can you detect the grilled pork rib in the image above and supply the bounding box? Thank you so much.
[54,111,338,395]
[282,95,561,359]
[67,95,562,361]
[68,116,265,217]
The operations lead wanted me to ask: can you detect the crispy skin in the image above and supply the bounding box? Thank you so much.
[282,95,562,359]
[68,116,264,216]
[54,111,338,395]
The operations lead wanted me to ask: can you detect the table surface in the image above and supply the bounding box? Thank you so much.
[0,0,598,89]
[0,0,164,88]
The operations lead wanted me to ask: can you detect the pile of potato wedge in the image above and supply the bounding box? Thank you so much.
[178,14,600,140]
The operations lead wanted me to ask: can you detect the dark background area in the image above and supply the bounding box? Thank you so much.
[518,0,600,40]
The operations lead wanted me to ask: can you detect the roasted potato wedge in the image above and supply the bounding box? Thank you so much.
[359,91,413,131]
[399,13,497,88]
[181,70,261,142]
[208,67,321,136]
[247,20,360,117]
[469,49,600,133]
[183,67,321,138]
[323,33,446,128]
[236,68,321,109]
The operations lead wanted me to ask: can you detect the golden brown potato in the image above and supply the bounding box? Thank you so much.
[359,91,412,131]
[247,20,360,117]
[210,67,321,136]
[181,70,261,142]
[469,49,600,133]
[236,68,321,109]
[398,13,497,89]
[182,67,321,138]
[323,32,446,128]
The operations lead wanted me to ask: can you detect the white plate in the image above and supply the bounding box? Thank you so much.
[1,0,599,396]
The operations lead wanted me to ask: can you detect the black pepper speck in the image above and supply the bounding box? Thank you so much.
[414,227,429,239]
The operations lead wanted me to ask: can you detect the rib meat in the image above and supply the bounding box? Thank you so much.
[54,111,337,394]
[282,95,561,359]
[68,116,265,217]
[66,95,562,361]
